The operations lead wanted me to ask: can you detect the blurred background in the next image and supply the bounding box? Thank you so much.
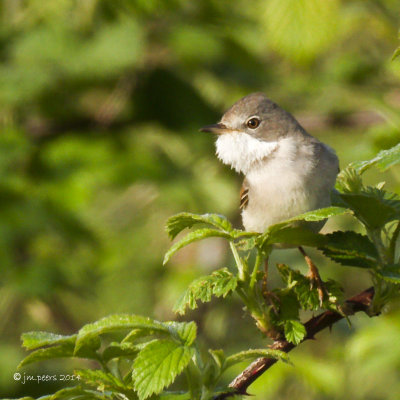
[1,0,400,398]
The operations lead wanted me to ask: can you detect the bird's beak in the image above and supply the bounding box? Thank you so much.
[199,123,229,135]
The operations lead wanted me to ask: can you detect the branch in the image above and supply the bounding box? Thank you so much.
[214,287,375,399]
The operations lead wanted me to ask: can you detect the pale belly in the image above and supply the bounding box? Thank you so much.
[241,162,332,233]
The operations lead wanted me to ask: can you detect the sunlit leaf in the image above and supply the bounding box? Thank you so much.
[164,321,197,346]
[102,342,139,362]
[21,332,76,351]
[132,339,194,400]
[352,143,400,173]
[18,344,74,369]
[173,268,238,315]
[163,229,232,265]
[75,315,168,355]
[165,213,233,239]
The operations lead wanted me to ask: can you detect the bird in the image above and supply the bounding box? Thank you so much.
[200,92,339,303]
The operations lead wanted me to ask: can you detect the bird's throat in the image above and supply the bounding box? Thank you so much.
[215,132,278,174]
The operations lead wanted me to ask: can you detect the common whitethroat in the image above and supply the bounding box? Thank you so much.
[200,93,339,302]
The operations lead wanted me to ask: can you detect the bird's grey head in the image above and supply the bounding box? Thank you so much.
[201,92,302,142]
[200,93,305,174]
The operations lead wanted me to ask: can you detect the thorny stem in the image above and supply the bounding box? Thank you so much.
[213,287,375,400]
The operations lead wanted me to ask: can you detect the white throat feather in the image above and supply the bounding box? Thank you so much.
[216,132,278,174]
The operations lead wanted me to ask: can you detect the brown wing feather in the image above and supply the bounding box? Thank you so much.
[239,180,249,210]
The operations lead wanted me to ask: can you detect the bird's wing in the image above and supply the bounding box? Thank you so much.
[239,179,249,210]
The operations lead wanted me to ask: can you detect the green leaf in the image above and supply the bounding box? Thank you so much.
[352,143,400,173]
[224,349,289,370]
[335,167,364,193]
[268,226,327,247]
[378,264,400,283]
[284,320,306,345]
[36,386,110,399]
[18,344,74,369]
[132,339,194,400]
[163,229,233,265]
[21,332,76,350]
[320,231,379,268]
[208,349,226,370]
[165,213,233,239]
[338,188,400,229]
[276,264,319,310]
[256,207,347,251]
[164,321,197,346]
[75,315,168,355]
[173,268,238,315]
[76,369,127,391]
[122,329,164,344]
[276,264,343,310]
[102,342,139,362]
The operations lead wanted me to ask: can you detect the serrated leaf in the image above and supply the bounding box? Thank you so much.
[338,188,400,229]
[378,264,400,283]
[224,349,289,370]
[166,213,233,239]
[18,344,74,369]
[320,231,379,268]
[132,339,194,400]
[284,320,306,345]
[75,315,168,355]
[352,143,400,173]
[256,207,347,251]
[277,264,320,310]
[276,264,343,310]
[102,342,139,362]
[163,229,233,265]
[268,226,327,247]
[74,335,102,359]
[173,268,238,315]
[164,321,197,346]
[335,167,364,193]
[21,332,76,350]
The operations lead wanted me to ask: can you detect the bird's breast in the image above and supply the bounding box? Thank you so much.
[241,141,335,233]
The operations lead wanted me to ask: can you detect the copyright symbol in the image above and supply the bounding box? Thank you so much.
[14,372,21,381]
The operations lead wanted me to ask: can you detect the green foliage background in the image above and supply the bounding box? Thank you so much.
[1,0,400,398]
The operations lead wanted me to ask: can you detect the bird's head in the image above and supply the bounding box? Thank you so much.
[200,93,302,174]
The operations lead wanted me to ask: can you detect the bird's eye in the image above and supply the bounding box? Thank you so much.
[246,117,260,129]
